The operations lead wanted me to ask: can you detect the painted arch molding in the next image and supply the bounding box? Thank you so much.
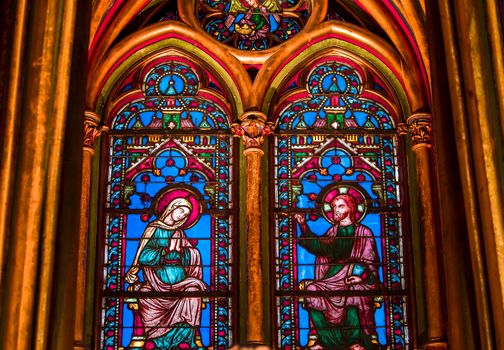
[88,21,426,123]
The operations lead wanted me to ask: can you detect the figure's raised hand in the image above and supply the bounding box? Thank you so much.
[125,266,139,284]
[169,230,183,252]
[298,279,313,291]
[293,213,306,226]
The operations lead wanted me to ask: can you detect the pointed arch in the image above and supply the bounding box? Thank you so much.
[83,3,443,350]
[263,20,419,349]
[252,21,426,119]
[92,23,244,350]
[89,0,161,66]
[87,22,252,121]
[345,0,429,95]
[177,0,328,64]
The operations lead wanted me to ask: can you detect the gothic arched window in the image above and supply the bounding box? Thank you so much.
[271,57,410,349]
[99,56,238,349]
[87,2,436,349]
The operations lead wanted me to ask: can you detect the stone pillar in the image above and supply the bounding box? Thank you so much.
[0,0,85,348]
[232,111,273,346]
[74,111,108,350]
[398,113,447,350]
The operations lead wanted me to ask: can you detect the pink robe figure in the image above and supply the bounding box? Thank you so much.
[305,224,381,337]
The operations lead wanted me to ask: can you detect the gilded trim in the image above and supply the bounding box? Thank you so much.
[37,0,80,347]
[83,111,108,155]
[87,23,251,122]
[453,0,504,346]
[354,0,430,101]
[436,1,494,348]
[485,0,504,141]
[89,0,152,65]
[0,0,29,290]
[252,23,421,119]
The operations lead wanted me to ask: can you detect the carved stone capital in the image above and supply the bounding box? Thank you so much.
[398,113,432,150]
[84,111,109,154]
[397,122,409,136]
[232,111,273,155]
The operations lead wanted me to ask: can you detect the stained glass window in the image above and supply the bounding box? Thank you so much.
[99,58,237,349]
[197,0,311,50]
[272,59,409,349]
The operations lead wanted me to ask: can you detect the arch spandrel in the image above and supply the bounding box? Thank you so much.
[89,0,151,65]
[87,22,252,122]
[177,0,328,64]
[346,0,430,97]
[251,22,427,121]
[90,1,428,97]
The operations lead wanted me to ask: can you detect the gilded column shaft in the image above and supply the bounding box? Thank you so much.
[414,147,445,341]
[233,112,272,345]
[399,114,447,349]
[245,151,264,343]
[0,0,80,348]
[74,150,93,350]
[0,0,28,292]
[454,1,504,347]
[433,1,503,348]
[75,111,107,350]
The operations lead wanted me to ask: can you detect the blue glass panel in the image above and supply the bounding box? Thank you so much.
[274,73,407,349]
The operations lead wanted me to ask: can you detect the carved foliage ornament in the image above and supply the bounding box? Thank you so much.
[398,114,432,149]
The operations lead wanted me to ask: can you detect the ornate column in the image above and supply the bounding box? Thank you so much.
[232,111,273,346]
[74,111,108,350]
[0,0,85,348]
[398,113,447,350]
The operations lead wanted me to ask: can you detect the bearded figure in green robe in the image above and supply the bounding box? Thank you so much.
[294,194,382,350]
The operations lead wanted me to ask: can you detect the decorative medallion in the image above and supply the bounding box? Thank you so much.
[197,0,311,50]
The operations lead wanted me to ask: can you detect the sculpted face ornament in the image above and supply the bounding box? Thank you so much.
[232,111,274,154]
[83,111,109,154]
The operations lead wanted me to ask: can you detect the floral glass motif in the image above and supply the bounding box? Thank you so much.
[100,61,236,349]
[198,0,310,50]
[273,61,409,349]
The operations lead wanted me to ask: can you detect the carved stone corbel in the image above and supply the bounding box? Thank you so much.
[83,111,109,154]
[232,111,274,155]
[397,113,432,150]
